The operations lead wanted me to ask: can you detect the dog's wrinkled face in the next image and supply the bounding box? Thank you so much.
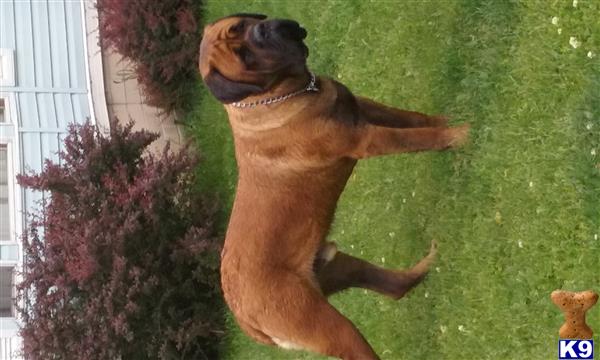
[199,13,309,103]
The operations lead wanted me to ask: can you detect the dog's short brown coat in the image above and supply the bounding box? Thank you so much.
[199,14,469,359]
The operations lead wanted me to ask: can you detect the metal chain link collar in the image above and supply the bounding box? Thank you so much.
[231,72,319,108]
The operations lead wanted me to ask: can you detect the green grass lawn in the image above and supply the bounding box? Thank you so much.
[184,1,600,359]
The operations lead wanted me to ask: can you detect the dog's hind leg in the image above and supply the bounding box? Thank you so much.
[237,320,276,346]
[262,275,379,360]
[315,241,436,299]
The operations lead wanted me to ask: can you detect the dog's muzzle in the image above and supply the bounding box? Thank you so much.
[252,19,307,45]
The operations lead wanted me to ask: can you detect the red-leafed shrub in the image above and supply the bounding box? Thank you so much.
[17,120,222,359]
[97,0,202,113]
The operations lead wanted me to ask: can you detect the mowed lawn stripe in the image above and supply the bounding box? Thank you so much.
[330,2,535,359]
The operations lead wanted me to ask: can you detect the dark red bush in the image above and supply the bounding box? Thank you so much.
[97,0,202,113]
[17,120,222,359]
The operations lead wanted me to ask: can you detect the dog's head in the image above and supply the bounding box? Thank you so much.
[199,13,309,104]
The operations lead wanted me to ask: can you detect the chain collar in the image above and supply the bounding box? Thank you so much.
[231,72,319,109]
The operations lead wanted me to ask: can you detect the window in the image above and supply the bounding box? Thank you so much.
[0,266,14,317]
[0,98,5,123]
[0,145,16,318]
[0,145,9,242]
[0,266,15,317]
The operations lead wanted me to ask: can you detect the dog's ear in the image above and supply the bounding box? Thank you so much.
[203,70,263,103]
[211,13,267,25]
[227,13,267,20]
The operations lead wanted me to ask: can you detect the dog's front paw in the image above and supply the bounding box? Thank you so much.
[448,123,470,148]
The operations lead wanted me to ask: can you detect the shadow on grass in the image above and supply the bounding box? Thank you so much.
[428,0,521,221]
[414,0,521,358]
[573,69,600,283]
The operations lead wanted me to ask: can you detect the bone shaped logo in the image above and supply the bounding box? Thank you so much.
[551,290,598,339]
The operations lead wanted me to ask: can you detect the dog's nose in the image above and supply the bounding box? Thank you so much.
[271,19,307,40]
[253,20,307,43]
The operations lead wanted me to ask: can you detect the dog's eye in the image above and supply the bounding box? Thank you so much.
[235,46,255,65]
[229,20,246,35]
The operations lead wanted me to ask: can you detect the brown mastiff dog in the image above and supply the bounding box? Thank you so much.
[198,13,469,360]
